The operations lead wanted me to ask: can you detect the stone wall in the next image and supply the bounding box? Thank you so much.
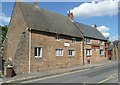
[29,30,82,73]
[3,2,28,61]
[84,39,108,64]
[3,2,28,74]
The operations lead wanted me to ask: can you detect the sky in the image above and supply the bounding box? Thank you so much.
[1,0,119,41]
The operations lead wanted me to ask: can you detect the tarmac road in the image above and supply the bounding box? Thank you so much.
[21,61,118,83]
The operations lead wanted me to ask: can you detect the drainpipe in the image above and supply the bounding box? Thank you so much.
[28,28,31,73]
[82,38,85,65]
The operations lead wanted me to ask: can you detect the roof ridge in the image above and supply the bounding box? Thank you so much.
[16,2,83,38]
[18,2,69,19]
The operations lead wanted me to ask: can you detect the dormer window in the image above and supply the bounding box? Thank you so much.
[72,38,76,43]
[56,35,60,41]
[86,38,91,44]
[99,41,104,45]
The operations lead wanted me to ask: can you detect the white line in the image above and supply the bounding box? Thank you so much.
[98,73,118,83]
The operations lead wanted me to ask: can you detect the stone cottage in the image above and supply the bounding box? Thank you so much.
[75,23,109,64]
[108,40,119,60]
[3,2,108,74]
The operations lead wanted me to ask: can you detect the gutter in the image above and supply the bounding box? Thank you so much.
[82,38,85,65]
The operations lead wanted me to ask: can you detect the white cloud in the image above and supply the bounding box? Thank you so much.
[0,13,10,25]
[97,26,109,32]
[96,25,110,38]
[109,35,118,41]
[71,0,118,18]
[102,32,110,38]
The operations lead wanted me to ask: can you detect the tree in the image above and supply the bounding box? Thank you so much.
[0,25,8,47]
[0,26,2,47]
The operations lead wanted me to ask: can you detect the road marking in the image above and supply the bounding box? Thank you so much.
[98,73,118,83]
[22,69,90,83]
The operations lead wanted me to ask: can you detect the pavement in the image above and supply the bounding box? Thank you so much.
[1,60,117,84]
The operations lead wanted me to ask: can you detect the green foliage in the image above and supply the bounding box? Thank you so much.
[0,25,8,46]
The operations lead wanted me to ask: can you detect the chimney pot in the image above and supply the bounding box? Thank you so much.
[67,10,74,22]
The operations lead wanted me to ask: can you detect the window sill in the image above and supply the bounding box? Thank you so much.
[100,55,104,56]
[56,55,63,57]
[86,55,92,57]
[56,40,60,41]
[35,56,42,58]
[86,43,91,45]
[100,44,104,46]
[68,55,75,57]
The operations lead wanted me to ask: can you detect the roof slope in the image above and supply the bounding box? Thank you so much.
[75,22,107,41]
[17,2,83,38]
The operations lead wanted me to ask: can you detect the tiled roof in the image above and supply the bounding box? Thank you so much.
[18,2,83,38]
[75,22,107,41]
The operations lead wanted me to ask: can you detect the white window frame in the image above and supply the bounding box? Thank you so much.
[68,50,75,57]
[35,47,42,58]
[72,38,76,43]
[86,49,92,56]
[56,49,63,56]
[56,35,60,41]
[100,49,104,56]
[86,38,91,44]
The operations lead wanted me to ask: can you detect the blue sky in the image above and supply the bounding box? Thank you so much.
[1,1,119,41]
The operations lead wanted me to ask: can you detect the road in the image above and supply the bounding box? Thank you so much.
[21,61,118,83]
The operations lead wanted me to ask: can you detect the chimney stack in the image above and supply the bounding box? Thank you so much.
[93,24,97,28]
[34,1,39,8]
[67,10,74,22]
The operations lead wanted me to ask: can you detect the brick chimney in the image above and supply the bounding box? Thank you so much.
[67,10,74,22]
[34,1,39,8]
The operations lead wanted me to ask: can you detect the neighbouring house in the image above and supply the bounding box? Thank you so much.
[3,2,108,75]
[108,43,114,60]
[75,23,109,64]
[108,40,119,60]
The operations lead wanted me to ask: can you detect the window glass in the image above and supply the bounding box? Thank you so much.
[72,38,76,43]
[56,35,60,41]
[68,50,75,56]
[35,47,42,58]
[100,49,104,56]
[56,49,63,56]
[86,38,91,44]
[86,49,92,56]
